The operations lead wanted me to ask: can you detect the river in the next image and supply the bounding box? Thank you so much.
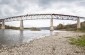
[0,29,66,48]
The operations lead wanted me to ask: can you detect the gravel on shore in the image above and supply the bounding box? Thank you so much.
[0,31,85,55]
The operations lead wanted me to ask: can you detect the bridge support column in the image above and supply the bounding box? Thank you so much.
[50,15,54,31]
[20,20,24,30]
[1,20,5,29]
[77,17,81,29]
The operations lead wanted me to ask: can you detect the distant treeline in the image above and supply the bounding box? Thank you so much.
[0,24,20,29]
[55,21,85,31]
[0,24,41,30]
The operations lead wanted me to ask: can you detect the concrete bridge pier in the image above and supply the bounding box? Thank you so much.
[77,17,81,29]
[50,15,54,31]
[20,20,24,30]
[1,20,5,29]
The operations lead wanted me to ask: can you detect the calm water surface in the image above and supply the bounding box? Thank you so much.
[0,29,66,47]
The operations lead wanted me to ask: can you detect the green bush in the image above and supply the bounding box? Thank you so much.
[69,35,85,46]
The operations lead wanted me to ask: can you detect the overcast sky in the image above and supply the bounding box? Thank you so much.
[0,0,85,27]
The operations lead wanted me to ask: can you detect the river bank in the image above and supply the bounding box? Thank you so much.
[0,31,85,55]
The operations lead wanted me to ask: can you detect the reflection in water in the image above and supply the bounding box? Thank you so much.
[0,30,23,46]
[19,30,23,44]
[50,31,53,36]
[0,30,5,48]
[0,30,51,47]
[0,29,66,47]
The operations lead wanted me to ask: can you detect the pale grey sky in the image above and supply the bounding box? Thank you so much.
[0,0,85,27]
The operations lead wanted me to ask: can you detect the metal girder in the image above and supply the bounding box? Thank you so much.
[0,14,85,22]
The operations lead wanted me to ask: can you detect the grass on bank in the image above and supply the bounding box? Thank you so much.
[69,35,85,46]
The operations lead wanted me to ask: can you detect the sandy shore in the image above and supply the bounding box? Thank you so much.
[0,31,85,55]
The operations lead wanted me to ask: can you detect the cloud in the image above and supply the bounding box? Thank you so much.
[0,0,30,18]
[0,0,85,27]
[38,0,80,7]
[0,0,85,18]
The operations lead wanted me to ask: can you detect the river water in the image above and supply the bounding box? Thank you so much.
[0,29,66,47]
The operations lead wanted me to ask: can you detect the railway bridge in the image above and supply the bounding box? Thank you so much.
[0,14,85,31]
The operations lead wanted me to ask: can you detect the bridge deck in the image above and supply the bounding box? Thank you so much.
[0,14,85,22]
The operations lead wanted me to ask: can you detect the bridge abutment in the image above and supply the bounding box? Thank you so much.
[1,20,5,29]
[20,20,24,30]
[77,17,81,29]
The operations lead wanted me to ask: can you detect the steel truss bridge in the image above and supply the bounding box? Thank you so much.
[0,13,85,30]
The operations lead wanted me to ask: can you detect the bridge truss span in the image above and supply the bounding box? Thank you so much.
[1,14,84,22]
[0,13,85,30]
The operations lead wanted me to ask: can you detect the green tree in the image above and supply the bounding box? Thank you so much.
[57,24,64,29]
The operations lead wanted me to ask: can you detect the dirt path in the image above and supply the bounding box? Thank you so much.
[0,31,85,55]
